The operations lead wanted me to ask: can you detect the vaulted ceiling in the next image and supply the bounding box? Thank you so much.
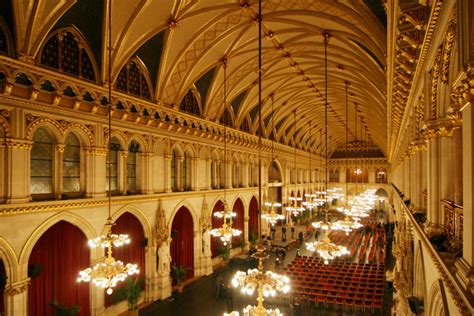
[7,0,387,156]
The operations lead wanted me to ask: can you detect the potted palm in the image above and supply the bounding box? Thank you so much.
[49,300,80,316]
[125,278,142,315]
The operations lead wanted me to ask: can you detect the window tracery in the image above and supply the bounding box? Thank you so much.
[115,58,152,100]
[179,89,201,116]
[40,30,96,82]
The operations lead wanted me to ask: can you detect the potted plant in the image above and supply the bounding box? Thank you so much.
[125,277,143,315]
[219,246,230,263]
[49,300,80,316]
[171,265,187,286]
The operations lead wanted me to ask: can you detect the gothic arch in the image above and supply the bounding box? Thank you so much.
[111,205,153,240]
[62,124,94,147]
[25,119,62,143]
[0,237,18,284]
[127,134,148,153]
[427,280,447,316]
[168,200,199,233]
[413,241,427,301]
[18,211,98,278]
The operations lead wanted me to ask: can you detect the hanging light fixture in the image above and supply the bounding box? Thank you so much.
[262,94,284,226]
[210,59,242,246]
[334,82,363,235]
[306,31,349,263]
[303,121,319,212]
[230,1,290,314]
[286,110,305,217]
[78,0,139,294]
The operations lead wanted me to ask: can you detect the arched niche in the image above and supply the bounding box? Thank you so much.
[170,206,195,281]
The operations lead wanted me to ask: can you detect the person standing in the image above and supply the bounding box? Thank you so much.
[282,226,287,242]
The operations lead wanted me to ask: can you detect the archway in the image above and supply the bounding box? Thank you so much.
[170,206,194,280]
[232,198,245,248]
[211,200,224,258]
[28,221,90,316]
[248,196,258,242]
[0,259,5,315]
[106,212,146,306]
[268,160,282,183]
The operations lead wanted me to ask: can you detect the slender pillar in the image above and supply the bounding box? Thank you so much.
[206,158,212,190]
[55,144,65,199]
[426,137,440,229]
[164,154,172,192]
[177,157,184,191]
[453,128,463,204]
[120,151,128,195]
[4,278,29,316]
[84,147,107,198]
[191,158,198,191]
[439,136,454,226]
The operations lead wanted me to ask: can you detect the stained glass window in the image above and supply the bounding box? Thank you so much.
[106,138,120,192]
[40,30,96,81]
[63,133,81,192]
[241,118,251,133]
[31,128,53,194]
[127,142,139,193]
[115,59,152,100]
[179,90,201,116]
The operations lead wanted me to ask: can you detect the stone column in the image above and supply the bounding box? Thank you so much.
[403,158,411,199]
[242,162,249,187]
[426,137,440,229]
[140,152,154,194]
[164,154,172,192]
[4,278,29,316]
[216,161,221,188]
[5,140,31,203]
[225,161,232,189]
[455,101,474,282]
[55,144,65,199]
[453,128,463,204]
[439,136,454,226]
[120,150,128,195]
[411,152,421,209]
[84,147,107,198]
[191,158,198,191]
[144,244,159,302]
[177,157,184,191]
[206,159,212,190]
[368,167,376,184]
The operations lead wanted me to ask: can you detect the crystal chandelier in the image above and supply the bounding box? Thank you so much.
[286,196,305,216]
[334,216,363,235]
[232,249,290,315]
[306,236,350,265]
[262,202,284,226]
[229,1,291,314]
[78,2,139,294]
[262,94,284,226]
[78,221,139,294]
[211,59,241,247]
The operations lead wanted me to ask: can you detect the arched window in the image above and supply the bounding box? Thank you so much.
[115,58,152,100]
[179,89,201,116]
[171,149,178,191]
[31,128,54,197]
[106,138,120,192]
[220,107,233,127]
[127,142,139,194]
[40,30,96,81]
[63,133,81,194]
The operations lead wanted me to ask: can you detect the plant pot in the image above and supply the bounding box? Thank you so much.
[127,310,139,316]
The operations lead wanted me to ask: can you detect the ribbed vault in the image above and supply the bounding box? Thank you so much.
[10,0,387,156]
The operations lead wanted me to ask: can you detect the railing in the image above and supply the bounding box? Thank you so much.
[442,199,463,242]
[392,184,472,315]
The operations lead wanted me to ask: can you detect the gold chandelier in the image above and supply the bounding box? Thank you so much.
[262,95,284,226]
[286,196,305,216]
[306,236,350,265]
[211,59,242,247]
[78,0,138,294]
[262,202,284,226]
[229,1,291,314]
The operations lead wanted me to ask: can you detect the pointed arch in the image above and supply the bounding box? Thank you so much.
[427,280,447,316]
[115,56,153,101]
[179,87,202,116]
[19,212,98,277]
[210,199,225,257]
[248,196,259,241]
[37,26,98,82]
[170,206,195,280]
[111,204,153,240]
[0,237,18,285]
[232,198,245,248]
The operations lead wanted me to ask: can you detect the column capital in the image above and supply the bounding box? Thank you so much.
[164,154,172,160]
[120,150,129,158]
[56,144,66,153]
[4,139,33,150]
[4,278,30,296]
[83,146,108,156]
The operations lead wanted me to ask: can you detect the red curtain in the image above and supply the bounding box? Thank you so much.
[170,207,194,279]
[106,212,146,306]
[0,259,5,314]
[248,197,258,241]
[232,199,244,248]
[28,221,90,316]
[211,201,224,258]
